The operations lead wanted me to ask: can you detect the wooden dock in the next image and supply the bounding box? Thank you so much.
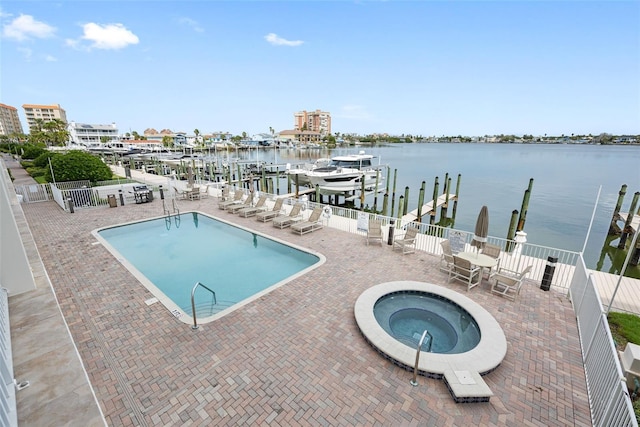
[402,193,456,222]
[616,211,639,232]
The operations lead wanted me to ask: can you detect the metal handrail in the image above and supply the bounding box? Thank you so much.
[410,330,433,386]
[191,282,216,330]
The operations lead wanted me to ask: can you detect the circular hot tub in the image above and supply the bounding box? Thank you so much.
[355,281,506,377]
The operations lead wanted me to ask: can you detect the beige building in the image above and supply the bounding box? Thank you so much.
[0,103,24,135]
[294,109,331,136]
[22,103,67,130]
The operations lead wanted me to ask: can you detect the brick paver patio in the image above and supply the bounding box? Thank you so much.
[21,197,591,426]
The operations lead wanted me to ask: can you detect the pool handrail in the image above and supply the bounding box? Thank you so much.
[191,282,217,330]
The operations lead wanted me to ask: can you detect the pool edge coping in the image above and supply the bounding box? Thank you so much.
[354,281,507,376]
[91,210,327,325]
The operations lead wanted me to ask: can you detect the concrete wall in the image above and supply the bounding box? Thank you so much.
[0,158,36,295]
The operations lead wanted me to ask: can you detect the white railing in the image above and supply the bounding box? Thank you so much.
[306,200,580,289]
[0,288,17,427]
[13,183,51,203]
[570,258,638,427]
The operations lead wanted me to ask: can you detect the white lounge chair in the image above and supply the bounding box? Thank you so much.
[491,265,532,301]
[218,189,244,210]
[256,198,284,222]
[237,196,268,218]
[291,206,324,235]
[273,203,303,229]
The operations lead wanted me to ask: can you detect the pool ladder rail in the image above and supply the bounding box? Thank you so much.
[191,282,216,330]
[162,198,181,229]
[410,330,433,387]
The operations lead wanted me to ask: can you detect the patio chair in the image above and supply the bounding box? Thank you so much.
[291,206,324,235]
[366,219,384,246]
[256,198,284,222]
[173,187,188,200]
[491,265,532,301]
[199,184,210,199]
[481,243,502,278]
[273,203,303,229]
[237,195,268,218]
[392,226,419,254]
[448,255,481,291]
[440,239,455,273]
[218,189,244,210]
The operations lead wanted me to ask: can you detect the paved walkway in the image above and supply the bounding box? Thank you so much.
[17,195,591,426]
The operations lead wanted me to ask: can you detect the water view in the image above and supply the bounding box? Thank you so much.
[233,143,639,274]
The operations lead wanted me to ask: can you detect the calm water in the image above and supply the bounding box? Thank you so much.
[243,143,640,272]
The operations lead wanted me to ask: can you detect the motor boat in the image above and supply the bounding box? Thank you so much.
[305,151,385,194]
[285,158,330,186]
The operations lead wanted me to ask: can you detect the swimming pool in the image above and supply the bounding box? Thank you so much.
[93,212,324,324]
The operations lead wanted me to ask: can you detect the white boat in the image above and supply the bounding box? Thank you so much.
[305,152,385,194]
[285,158,330,186]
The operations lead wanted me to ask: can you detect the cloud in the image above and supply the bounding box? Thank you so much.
[44,54,57,62]
[67,22,139,50]
[2,14,55,41]
[264,33,303,47]
[178,17,203,33]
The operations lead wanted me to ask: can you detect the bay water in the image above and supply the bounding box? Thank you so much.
[237,143,640,272]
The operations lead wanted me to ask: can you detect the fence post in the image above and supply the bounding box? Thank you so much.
[118,190,125,206]
[67,197,74,214]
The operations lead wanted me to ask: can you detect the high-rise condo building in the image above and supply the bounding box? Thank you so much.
[294,110,331,136]
[0,103,24,135]
[22,104,68,130]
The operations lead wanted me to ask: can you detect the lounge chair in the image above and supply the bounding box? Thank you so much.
[237,195,268,218]
[449,255,482,291]
[227,196,253,213]
[491,265,532,301]
[291,206,324,235]
[366,219,383,246]
[256,198,284,222]
[440,239,455,273]
[392,226,419,254]
[272,203,303,229]
[218,189,244,210]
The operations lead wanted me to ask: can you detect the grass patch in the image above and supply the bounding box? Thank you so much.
[608,311,640,351]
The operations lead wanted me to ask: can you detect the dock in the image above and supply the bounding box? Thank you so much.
[616,211,639,233]
[402,193,456,222]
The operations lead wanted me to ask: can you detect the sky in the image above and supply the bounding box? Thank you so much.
[1,1,639,138]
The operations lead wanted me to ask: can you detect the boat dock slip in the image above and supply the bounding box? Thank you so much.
[402,193,457,222]
[616,212,640,233]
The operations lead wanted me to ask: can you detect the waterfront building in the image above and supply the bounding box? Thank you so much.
[22,103,67,130]
[278,129,322,145]
[0,103,24,136]
[294,109,331,136]
[67,121,119,146]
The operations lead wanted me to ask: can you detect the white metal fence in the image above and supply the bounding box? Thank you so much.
[0,288,17,427]
[570,257,638,427]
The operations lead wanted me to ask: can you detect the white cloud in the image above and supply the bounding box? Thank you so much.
[264,33,303,47]
[44,54,57,62]
[178,17,203,33]
[3,14,55,41]
[68,22,139,50]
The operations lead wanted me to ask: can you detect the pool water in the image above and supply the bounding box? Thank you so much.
[95,212,322,321]
[373,291,480,354]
